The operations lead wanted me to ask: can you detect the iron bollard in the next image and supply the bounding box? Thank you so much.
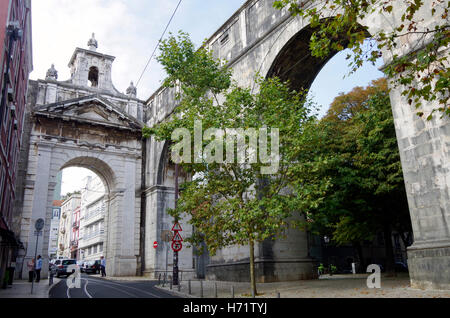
[277,292,280,298]
[49,270,54,286]
[214,283,218,298]
[231,286,234,298]
[252,288,255,298]
[188,280,191,295]
[158,273,161,285]
[200,280,203,298]
[178,283,181,292]
[170,279,173,290]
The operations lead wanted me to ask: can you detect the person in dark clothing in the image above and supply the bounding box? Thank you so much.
[27,258,35,282]
[100,256,106,277]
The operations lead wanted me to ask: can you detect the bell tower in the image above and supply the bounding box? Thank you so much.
[68,33,116,92]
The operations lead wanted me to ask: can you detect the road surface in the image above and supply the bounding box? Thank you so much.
[49,274,179,298]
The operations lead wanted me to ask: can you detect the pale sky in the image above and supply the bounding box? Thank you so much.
[32,1,383,195]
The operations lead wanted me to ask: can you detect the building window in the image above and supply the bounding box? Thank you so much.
[88,66,99,87]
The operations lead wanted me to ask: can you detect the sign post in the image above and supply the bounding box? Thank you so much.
[173,164,180,286]
[31,218,44,294]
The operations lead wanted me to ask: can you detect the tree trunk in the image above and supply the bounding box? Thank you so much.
[249,240,257,296]
[383,225,396,276]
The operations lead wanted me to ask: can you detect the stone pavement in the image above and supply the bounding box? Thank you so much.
[154,273,450,298]
[0,278,61,298]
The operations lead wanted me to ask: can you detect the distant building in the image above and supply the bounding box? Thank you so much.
[48,172,62,259]
[48,200,63,259]
[0,0,32,287]
[79,175,106,261]
[57,194,81,259]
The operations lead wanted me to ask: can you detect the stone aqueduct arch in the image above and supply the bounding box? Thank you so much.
[145,0,449,289]
[14,38,145,279]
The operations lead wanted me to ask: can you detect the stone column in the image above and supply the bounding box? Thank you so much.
[20,143,53,279]
[390,84,450,289]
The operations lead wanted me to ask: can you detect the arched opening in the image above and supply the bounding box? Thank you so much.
[154,142,196,278]
[88,66,99,87]
[265,23,412,275]
[52,166,107,270]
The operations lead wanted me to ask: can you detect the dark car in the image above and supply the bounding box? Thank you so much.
[56,259,78,278]
[83,260,101,274]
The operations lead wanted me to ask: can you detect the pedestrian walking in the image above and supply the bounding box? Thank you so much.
[27,258,35,282]
[35,255,42,282]
[100,256,106,277]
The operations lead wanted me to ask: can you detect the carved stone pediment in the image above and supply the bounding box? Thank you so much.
[34,95,143,131]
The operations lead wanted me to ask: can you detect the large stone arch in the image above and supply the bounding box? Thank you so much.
[250,12,450,289]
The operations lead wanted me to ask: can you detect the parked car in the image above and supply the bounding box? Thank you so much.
[49,259,63,273]
[83,260,101,274]
[56,259,78,278]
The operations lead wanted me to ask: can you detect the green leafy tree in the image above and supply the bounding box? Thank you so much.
[143,32,317,295]
[293,79,412,272]
[273,0,449,119]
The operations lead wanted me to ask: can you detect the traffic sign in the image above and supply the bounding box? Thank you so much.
[171,241,182,252]
[172,222,182,232]
[153,241,158,249]
[172,232,183,242]
[35,218,44,231]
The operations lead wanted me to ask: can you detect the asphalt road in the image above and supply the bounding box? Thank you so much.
[49,274,179,298]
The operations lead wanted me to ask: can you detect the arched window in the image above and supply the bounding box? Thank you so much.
[88,66,99,87]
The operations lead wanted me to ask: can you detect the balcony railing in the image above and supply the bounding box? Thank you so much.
[83,230,104,241]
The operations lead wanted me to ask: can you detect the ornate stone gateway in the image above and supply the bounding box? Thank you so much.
[15,36,145,278]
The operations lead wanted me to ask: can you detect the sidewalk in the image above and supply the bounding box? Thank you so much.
[154,274,450,298]
[0,278,60,298]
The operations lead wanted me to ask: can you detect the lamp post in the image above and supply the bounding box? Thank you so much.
[173,164,180,286]
[324,235,331,276]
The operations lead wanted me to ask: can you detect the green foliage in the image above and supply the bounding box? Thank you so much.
[143,32,318,294]
[273,0,449,118]
[292,79,411,246]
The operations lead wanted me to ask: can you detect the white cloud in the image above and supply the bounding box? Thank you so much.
[61,167,97,195]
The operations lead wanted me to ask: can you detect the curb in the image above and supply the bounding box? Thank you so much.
[154,284,197,298]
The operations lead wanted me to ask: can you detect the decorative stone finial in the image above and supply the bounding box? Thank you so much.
[126,81,137,97]
[45,64,58,81]
[87,33,98,51]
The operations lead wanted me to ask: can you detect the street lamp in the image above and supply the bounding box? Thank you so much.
[323,235,331,276]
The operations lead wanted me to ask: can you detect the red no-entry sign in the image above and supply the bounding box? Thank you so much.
[153,241,158,249]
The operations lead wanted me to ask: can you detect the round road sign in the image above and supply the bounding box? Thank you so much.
[35,218,44,231]
[171,241,182,252]
[153,241,158,249]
